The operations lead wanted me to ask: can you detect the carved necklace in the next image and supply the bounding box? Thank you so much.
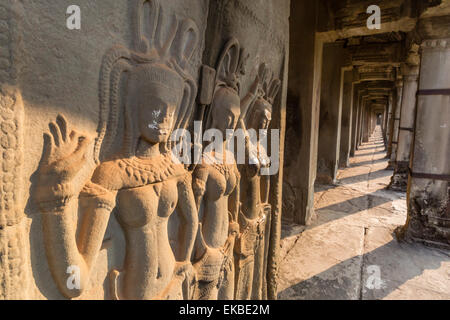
[117,152,184,186]
[202,152,235,180]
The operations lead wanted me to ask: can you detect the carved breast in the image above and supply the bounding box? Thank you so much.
[116,179,178,228]
[206,164,237,201]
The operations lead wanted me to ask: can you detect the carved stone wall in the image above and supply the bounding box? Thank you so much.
[0,0,289,300]
[0,0,28,299]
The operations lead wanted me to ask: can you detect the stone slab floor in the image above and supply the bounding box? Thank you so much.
[278,126,450,300]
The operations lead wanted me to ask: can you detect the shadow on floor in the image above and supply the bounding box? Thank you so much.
[357,144,385,151]
[316,192,391,216]
[336,169,393,185]
[278,239,449,300]
[282,188,399,239]
[353,150,387,157]
[349,158,388,168]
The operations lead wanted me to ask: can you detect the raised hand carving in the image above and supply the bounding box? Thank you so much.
[35,0,199,300]
[36,115,91,210]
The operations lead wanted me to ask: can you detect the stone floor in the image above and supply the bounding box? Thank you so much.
[278,127,450,300]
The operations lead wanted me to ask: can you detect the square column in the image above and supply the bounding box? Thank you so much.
[339,70,354,168]
[317,43,349,184]
[389,47,420,191]
[388,79,403,168]
[397,38,450,249]
[283,0,322,225]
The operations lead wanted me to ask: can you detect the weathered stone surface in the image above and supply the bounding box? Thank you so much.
[1,0,290,300]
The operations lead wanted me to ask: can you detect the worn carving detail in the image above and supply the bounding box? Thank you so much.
[0,224,27,299]
[0,86,23,227]
[228,0,286,52]
[0,85,25,299]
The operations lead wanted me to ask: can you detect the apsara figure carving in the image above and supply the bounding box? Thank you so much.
[192,38,259,300]
[235,63,280,300]
[35,0,199,300]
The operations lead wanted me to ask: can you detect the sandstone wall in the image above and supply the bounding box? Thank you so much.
[0,0,289,300]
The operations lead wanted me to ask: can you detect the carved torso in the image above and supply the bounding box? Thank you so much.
[89,153,187,299]
[195,151,240,250]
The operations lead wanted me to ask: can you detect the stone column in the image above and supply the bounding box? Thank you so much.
[350,83,361,156]
[389,46,420,191]
[397,38,450,249]
[317,42,349,184]
[283,0,323,225]
[382,104,388,134]
[362,97,370,142]
[388,79,403,168]
[357,95,366,147]
[339,70,354,168]
[386,92,394,158]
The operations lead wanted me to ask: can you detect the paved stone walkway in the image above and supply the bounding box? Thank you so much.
[278,126,450,300]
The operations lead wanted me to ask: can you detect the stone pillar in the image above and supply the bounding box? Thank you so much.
[317,43,349,184]
[389,46,420,191]
[350,83,361,156]
[357,95,366,147]
[283,0,322,225]
[383,98,391,145]
[397,38,450,249]
[362,98,370,142]
[339,70,354,168]
[386,92,394,158]
[369,109,375,135]
[388,79,403,168]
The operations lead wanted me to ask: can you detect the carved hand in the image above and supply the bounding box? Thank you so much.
[173,260,194,281]
[249,75,261,98]
[37,115,92,206]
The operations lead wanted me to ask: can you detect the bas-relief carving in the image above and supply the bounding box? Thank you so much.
[32,0,282,300]
[0,0,27,299]
[191,40,281,300]
[35,0,199,300]
[235,63,280,300]
[0,85,26,299]
[191,38,257,300]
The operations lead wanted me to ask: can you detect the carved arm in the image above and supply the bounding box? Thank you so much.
[175,174,199,263]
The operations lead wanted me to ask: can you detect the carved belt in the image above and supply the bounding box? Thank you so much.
[235,210,266,258]
[193,247,224,282]
[399,127,414,132]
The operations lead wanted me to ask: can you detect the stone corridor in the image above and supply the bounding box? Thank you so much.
[278,126,450,300]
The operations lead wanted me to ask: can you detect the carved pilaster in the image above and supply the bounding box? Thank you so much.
[0,0,26,299]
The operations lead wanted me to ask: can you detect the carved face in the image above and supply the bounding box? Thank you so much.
[132,64,184,144]
[248,98,272,131]
[210,86,241,136]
